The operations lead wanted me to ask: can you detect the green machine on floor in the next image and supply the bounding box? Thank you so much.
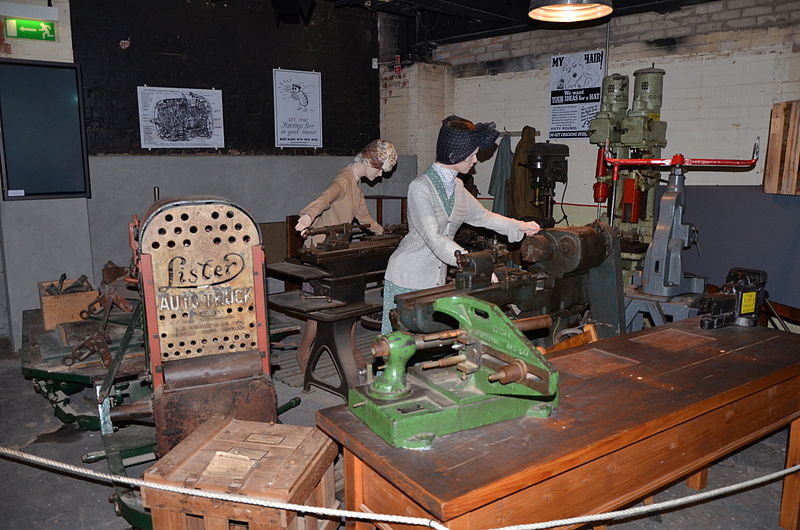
[348,295,558,450]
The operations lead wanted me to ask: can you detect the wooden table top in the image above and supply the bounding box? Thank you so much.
[317,318,800,521]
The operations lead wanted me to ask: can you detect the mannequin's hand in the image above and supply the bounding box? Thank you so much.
[295,214,313,236]
[491,272,499,283]
[520,220,541,236]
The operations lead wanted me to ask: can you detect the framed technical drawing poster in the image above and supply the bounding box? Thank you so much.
[137,86,225,149]
[273,69,322,148]
[548,50,604,139]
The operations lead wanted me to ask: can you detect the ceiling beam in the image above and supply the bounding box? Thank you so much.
[372,0,521,22]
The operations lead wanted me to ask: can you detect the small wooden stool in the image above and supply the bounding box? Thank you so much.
[142,417,339,530]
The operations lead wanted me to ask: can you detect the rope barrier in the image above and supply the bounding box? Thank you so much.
[0,446,447,530]
[2,445,797,530]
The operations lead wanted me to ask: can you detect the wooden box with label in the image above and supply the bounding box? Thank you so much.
[142,417,339,530]
[37,279,98,331]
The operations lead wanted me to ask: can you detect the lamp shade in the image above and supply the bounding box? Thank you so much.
[528,0,613,22]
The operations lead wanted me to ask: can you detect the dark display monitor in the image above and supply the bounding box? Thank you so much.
[0,58,91,200]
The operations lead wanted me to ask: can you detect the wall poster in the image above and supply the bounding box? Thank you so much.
[548,50,604,139]
[273,68,322,148]
[137,86,225,149]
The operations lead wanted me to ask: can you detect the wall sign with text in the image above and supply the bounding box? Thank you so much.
[273,69,322,148]
[549,50,604,139]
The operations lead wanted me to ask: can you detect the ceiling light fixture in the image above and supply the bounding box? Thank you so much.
[528,0,613,22]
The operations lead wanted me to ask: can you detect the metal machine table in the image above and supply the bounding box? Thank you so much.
[269,287,382,399]
[317,318,800,529]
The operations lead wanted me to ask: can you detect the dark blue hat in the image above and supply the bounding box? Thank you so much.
[436,115,500,165]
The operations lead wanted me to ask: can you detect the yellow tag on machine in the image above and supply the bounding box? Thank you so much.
[699,268,768,330]
[133,197,277,455]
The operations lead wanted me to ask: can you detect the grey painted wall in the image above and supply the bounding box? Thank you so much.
[86,153,418,285]
[681,186,800,308]
[1,199,94,352]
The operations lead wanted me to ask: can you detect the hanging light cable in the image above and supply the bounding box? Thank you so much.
[528,0,613,22]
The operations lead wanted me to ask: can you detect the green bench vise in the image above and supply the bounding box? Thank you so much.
[348,295,559,449]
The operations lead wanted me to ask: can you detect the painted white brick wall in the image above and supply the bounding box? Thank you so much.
[458,40,798,208]
[380,0,800,224]
[381,62,452,173]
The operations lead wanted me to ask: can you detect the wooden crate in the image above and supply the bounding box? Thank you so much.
[37,279,98,331]
[142,417,339,530]
[763,100,800,195]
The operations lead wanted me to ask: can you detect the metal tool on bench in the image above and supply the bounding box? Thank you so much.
[268,222,405,399]
[698,268,768,330]
[393,221,624,347]
[45,273,91,296]
[604,141,760,330]
[61,284,135,367]
[348,295,558,449]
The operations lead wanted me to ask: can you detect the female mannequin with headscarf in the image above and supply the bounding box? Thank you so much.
[294,139,398,371]
[381,116,540,333]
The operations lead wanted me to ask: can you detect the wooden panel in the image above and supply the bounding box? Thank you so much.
[552,348,638,378]
[764,100,800,195]
[340,374,799,530]
[359,461,434,530]
[37,279,98,331]
[685,468,708,491]
[151,507,189,530]
[628,328,715,351]
[780,418,800,529]
[344,450,372,530]
[459,375,800,528]
[143,418,337,529]
[259,221,288,267]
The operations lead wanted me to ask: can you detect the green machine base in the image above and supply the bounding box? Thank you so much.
[349,368,555,449]
[348,295,558,450]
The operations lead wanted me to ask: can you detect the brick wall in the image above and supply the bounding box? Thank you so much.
[381,62,452,172]
[69,0,380,155]
[380,0,800,211]
[0,0,73,62]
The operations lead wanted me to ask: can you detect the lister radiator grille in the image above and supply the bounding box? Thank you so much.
[139,199,266,365]
[136,197,276,454]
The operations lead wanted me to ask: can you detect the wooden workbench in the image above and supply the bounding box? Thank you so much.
[316,318,800,529]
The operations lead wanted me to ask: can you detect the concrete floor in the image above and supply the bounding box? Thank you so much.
[0,329,792,529]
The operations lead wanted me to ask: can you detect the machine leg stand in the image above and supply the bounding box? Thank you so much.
[303,318,363,400]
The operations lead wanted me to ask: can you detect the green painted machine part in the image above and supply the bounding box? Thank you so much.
[348,295,558,449]
[589,73,629,146]
[621,67,667,149]
[589,66,668,283]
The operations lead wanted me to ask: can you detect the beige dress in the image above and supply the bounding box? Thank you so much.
[299,166,383,247]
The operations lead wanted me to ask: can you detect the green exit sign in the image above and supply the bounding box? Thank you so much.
[4,18,56,41]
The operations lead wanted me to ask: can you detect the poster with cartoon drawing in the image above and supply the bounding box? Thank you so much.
[273,69,322,148]
[549,50,604,139]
